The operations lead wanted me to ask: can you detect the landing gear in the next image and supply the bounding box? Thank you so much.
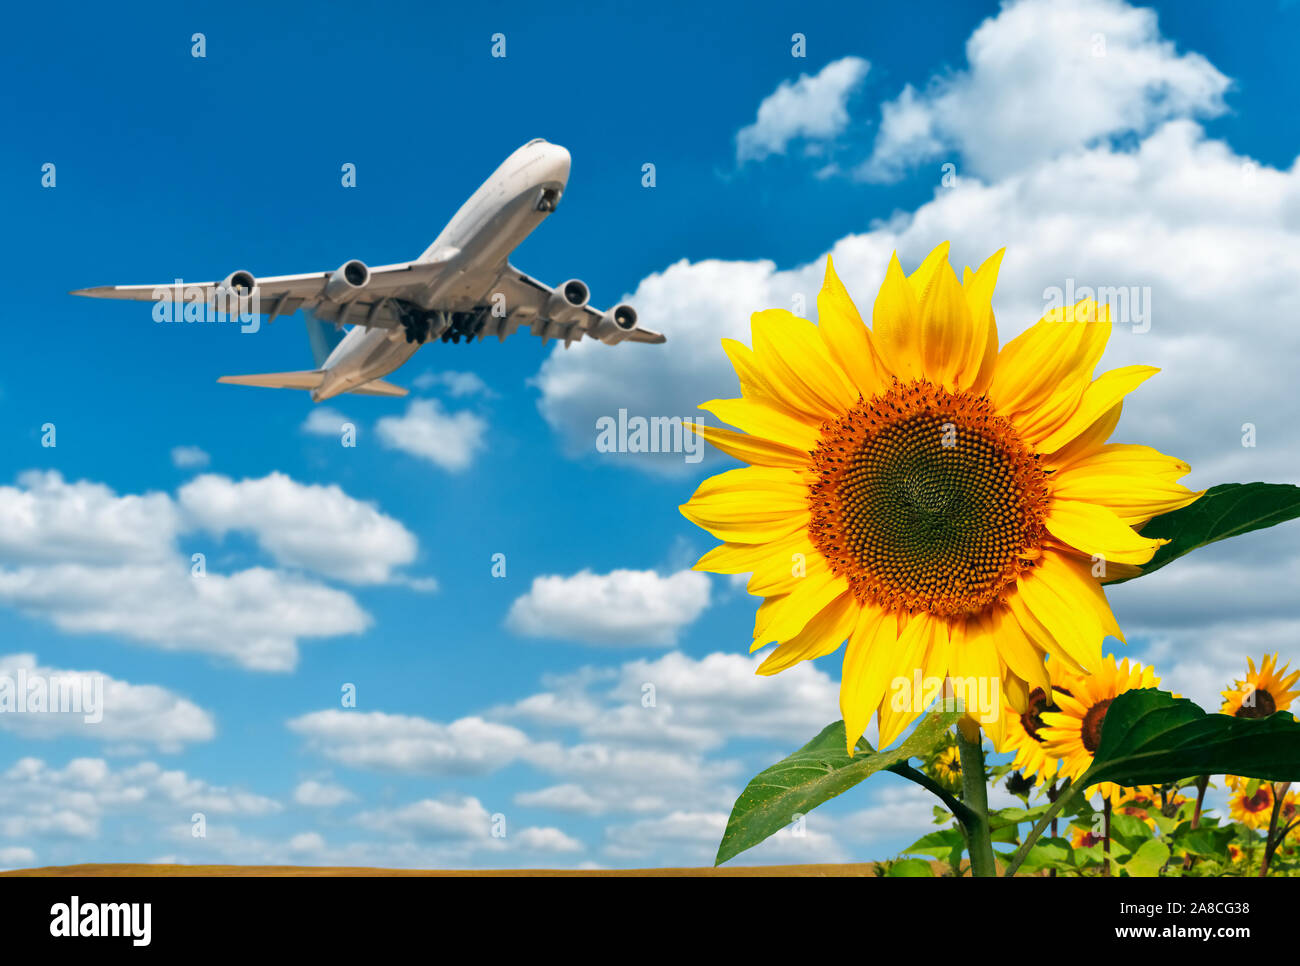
[396,303,489,346]
[397,305,442,344]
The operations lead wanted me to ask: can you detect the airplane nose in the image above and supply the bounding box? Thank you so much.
[544,144,571,185]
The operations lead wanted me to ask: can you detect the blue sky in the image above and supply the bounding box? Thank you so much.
[0,0,1297,868]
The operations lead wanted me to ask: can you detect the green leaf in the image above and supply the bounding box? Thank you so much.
[1107,812,1155,851]
[1079,688,1300,789]
[988,804,1051,831]
[1109,482,1300,584]
[1172,824,1234,858]
[715,711,961,866]
[1122,839,1171,877]
[1013,837,1073,873]
[902,828,966,863]
[887,857,935,877]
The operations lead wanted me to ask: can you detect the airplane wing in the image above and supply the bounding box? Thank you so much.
[70,256,456,330]
[484,265,666,347]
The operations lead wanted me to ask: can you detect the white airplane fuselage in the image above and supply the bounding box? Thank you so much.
[312,140,570,401]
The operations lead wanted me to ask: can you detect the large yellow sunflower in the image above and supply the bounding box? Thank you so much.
[1220,654,1300,719]
[681,243,1201,754]
[1037,655,1161,806]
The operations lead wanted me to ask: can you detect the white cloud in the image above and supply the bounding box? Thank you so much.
[736,57,870,162]
[288,831,326,854]
[536,129,1300,482]
[412,370,494,398]
[858,0,1228,182]
[0,471,178,565]
[0,470,405,670]
[0,563,368,672]
[505,568,711,646]
[301,406,351,437]
[513,783,608,816]
[178,472,418,584]
[376,398,488,472]
[287,711,531,776]
[0,756,279,844]
[355,794,582,856]
[169,445,210,469]
[498,650,840,752]
[292,779,356,808]
[0,846,36,868]
[0,653,214,751]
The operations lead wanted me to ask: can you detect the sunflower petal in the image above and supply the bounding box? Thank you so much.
[840,607,903,755]
[700,397,823,452]
[817,255,886,398]
[1051,454,1202,526]
[750,309,858,418]
[870,252,923,381]
[1044,498,1168,565]
[878,613,949,748]
[915,257,977,390]
[691,424,810,469]
[1034,365,1159,453]
[756,590,858,675]
[752,564,845,646]
[961,248,1004,394]
[988,299,1111,442]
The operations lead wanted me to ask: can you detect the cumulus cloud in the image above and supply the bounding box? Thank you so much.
[292,779,356,808]
[0,653,214,751]
[0,756,279,844]
[169,445,210,469]
[412,370,495,398]
[505,568,711,646]
[376,398,488,472]
[287,711,531,776]
[0,470,404,670]
[301,406,351,437]
[736,57,870,162]
[0,471,178,565]
[857,0,1228,181]
[178,472,418,584]
[0,563,368,673]
[498,650,840,752]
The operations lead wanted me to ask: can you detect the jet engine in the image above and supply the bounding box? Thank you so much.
[218,270,257,295]
[324,259,370,302]
[544,279,589,325]
[593,304,638,345]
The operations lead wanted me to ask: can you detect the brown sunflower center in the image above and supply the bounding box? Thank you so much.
[1243,788,1272,813]
[1020,687,1064,743]
[1234,687,1277,719]
[808,381,1049,617]
[1081,697,1114,753]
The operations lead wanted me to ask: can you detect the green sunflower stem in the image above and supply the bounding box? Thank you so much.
[955,726,996,877]
[1004,778,1083,877]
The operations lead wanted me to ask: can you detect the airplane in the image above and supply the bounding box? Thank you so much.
[72,139,665,402]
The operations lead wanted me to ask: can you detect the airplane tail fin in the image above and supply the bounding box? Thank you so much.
[217,370,325,391]
[304,311,347,368]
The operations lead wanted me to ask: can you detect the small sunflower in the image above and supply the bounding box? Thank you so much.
[927,742,963,792]
[1228,781,1276,829]
[681,244,1201,754]
[1116,789,1162,831]
[993,656,1075,789]
[1071,826,1103,849]
[1038,655,1161,806]
[1227,843,1244,863]
[1220,654,1300,719]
